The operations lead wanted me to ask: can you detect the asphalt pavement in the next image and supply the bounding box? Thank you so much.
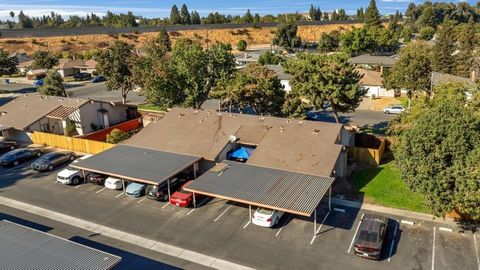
[0,157,478,270]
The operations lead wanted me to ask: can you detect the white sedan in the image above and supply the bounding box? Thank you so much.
[383,105,405,114]
[56,155,92,185]
[252,207,284,228]
[104,177,124,190]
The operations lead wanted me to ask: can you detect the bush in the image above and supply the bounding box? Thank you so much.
[106,129,131,144]
[258,51,284,65]
[237,39,248,51]
[64,120,77,137]
[419,27,435,40]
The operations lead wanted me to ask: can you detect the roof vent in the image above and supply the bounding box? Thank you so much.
[207,111,212,116]
[297,121,304,125]
[313,129,320,135]
[178,113,185,118]
[286,119,293,123]
[216,112,222,116]
[228,135,238,143]
[259,117,266,121]
[23,105,27,107]
[194,110,199,114]
[199,119,203,124]
[229,113,233,117]
[279,125,284,133]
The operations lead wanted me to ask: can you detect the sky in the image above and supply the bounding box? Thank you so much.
[0,0,476,21]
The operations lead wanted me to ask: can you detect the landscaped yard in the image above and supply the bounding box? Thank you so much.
[351,162,429,213]
[137,103,165,112]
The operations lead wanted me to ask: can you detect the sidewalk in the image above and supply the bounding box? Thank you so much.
[0,196,255,270]
[331,198,458,226]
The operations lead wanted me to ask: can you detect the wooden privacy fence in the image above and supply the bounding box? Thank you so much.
[348,136,386,166]
[32,132,115,154]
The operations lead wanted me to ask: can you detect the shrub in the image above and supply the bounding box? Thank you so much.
[64,120,77,137]
[237,40,248,51]
[106,129,131,144]
[419,27,435,40]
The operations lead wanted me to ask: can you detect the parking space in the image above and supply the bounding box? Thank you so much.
[2,159,480,270]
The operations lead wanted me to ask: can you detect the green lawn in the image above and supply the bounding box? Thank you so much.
[351,162,429,213]
[396,97,409,107]
[137,104,165,112]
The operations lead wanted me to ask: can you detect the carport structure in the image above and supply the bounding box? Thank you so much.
[71,145,202,198]
[184,161,335,236]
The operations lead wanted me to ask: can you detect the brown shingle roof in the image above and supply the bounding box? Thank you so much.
[0,95,88,130]
[55,59,83,70]
[125,108,343,177]
[357,69,383,86]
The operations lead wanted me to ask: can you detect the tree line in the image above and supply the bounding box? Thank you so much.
[3,2,371,29]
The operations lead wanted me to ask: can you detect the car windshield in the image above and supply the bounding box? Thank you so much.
[146,185,158,192]
[66,166,77,171]
[358,230,379,243]
[257,208,273,215]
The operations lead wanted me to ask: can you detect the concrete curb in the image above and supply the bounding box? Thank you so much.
[0,196,255,270]
[330,198,457,226]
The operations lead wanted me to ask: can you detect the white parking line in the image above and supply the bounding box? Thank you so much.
[474,233,480,270]
[74,184,82,189]
[275,226,284,237]
[388,221,399,262]
[243,220,251,229]
[137,197,146,204]
[348,213,365,254]
[186,197,209,216]
[95,187,106,194]
[162,202,170,209]
[214,204,233,222]
[432,227,436,270]
[310,211,330,245]
[115,192,124,198]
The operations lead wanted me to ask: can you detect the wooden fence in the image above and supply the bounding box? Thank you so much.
[348,138,386,166]
[31,132,115,154]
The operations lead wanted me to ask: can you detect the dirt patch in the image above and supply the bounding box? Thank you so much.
[0,23,364,55]
[370,97,404,111]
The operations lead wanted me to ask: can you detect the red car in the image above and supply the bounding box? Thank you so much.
[169,181,200,207]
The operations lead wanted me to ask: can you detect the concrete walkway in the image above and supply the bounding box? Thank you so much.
[331,198,458,226]
[0,196,255,270]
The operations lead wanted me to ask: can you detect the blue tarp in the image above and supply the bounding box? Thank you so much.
[228,147,254,160]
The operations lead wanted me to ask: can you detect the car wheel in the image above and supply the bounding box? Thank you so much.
[13,161,19,166]
[275,218,279,226]
[48,164,54,171]
[162,194,169,201]
[36,152,42,157]
[385,110,390,114]
[72,177,80,185]
[69,155,75,161]
[9,145,15,150]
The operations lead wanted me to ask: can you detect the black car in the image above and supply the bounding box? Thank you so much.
[31,151,75,171]
[146,177,188,201]
[74,73,92,81]
[91,76,106,83]
[86,173,108,185]
[353,214,388,260]
[0,141,17,151]
[0,148,43,167]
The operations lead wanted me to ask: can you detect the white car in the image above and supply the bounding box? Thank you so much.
[104,177,124,190]
[383,105,405,114]
[252,207,284,228]
[56,155,92,185]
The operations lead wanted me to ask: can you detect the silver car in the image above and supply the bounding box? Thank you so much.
[383,105,405,114]
[31,151,75,171]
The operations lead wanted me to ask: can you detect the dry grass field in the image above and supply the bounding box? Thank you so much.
[0,23,365,55]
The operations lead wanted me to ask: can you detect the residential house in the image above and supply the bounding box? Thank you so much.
[125,107,350,178]
[11,53,34,75]
[55,59,84,77]
[26,69,46,80]
[0,94,135,143]
[265,64,292,92]
[356,69,396,98]
[348,54,398,74]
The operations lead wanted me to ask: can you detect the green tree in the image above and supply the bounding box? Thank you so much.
[0,48,18,76]
[419,26,435,40]
[17,10,33,28]
[180,4,191,24]
[106,129,131,144]
[191,11,201,24]
[356,7,365,21]
[97,41,135,104]
[156,27,171,52]
[455,17,476,77]
[365,0,381,28]
[385,41,432,107]
[9,11,14,22]
[432,19,456,74]
[315,7,322,21]
[388,12,400,33]
[211,63,285,116]
[242,9,254,23]
[283,53,366,123]
[389,82,480,219]
[258,51,284,65]
[338,9,348,20]
[318,31,340,53]
[170,4,182,25]
[419,5,436,28]
[273,22,302,53]
[331,10,339,21]
[282,93,310,119]
[237,40,247,51]
[340,27,375,56]
[32,50,58,70]
[309,5,316,21]
[401,25,413,42]
[323,12,330,21]
[38,69,66,97]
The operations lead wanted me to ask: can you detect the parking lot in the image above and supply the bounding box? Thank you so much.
[0,150,479,270]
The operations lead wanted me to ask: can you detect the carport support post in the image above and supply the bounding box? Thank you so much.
[249,205,252,222]
[314,208,317,237]
[193,192,196,208]
[328,187,332,212]
[167,179,171,201]
[122,180,126,195]
[81,170,86,184]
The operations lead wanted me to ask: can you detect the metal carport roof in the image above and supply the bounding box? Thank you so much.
[184,161,334,217]
[71,145,202,185]
[0,220,121,270]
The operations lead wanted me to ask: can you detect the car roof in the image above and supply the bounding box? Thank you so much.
[360,214,387,232]
[128,182,146,187]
